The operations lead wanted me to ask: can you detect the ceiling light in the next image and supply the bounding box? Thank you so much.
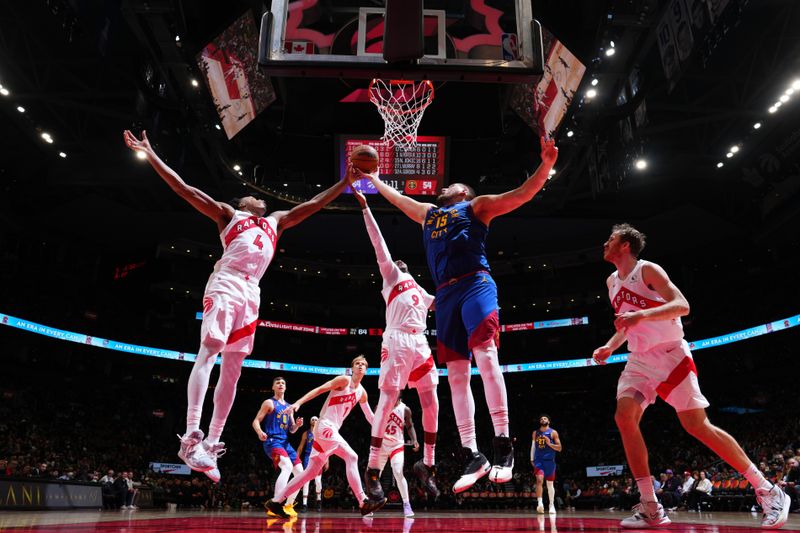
[591,78,598,87]
[237,171,242,175]
[605,48,616,57]
[787,88,795,96]
[283,183,288,187]
[792,79,800,90]
[585,88,597,99]
[768,106,777,113]
[233,164,241,171]
[0,88,9,96]
[41,132,53,143]
[215,124,221,130]
[16,106,25,113]
[716,162,723,168]
[730,145,740,153]
[566,130,574,137]
[753,122,761,129]
[548,168,556,176]
[58,152,67,158]
[136,150,147,160]
[726,152,733,158]
[190,79,199,87]
[175,35,181,42]
[779,94,790,103]
[635,159,647,170]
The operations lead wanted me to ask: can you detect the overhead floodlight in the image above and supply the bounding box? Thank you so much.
[753,122,761,129]
[190,79,199,87]
[136,150,147,160]
[16,106,25,113]
[591,78,598,86]
[0,88,9,96]
[726,152,734,158]
[792,79,800,90]
[605,48,616,57]
[41,132,53,143]
[716,162,724,168]
[585,88,597,99]
[768,106,777,113]
[779,95,790,103]
[548,168,556,176]
[233,164,241,171]
[566,130,574,137]
[730,145,739,153]
[635,159,647,170]
[58,152,67,158]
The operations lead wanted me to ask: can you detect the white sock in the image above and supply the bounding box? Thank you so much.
[447,360,477,452]
[743,463,772,491]
[636,476,657,504]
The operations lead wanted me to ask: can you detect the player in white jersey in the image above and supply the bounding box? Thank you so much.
[264,356,387,519]
[376,395,419,517]
[123,130,350,482]
[592,224,790,530]
[352,191,441,503]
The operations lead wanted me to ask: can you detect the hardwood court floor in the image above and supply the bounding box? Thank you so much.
[0,509,798,532]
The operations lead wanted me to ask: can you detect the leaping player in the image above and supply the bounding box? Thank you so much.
[123,130,350,482]
[263,356,387,518]
[532,414,561,514]
[352,190,441,503]
[359,136,558,493]
[252,377,304,517]
[593,224,791,529]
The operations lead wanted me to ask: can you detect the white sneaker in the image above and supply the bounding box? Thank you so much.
[621,502,671,528]
[177,430,215,472]
[756,484,791,529]
[120,505,129,510]
[403,502,414,518]
[536,503,545,514]
[549,505,556,514]
[202,441,226,482]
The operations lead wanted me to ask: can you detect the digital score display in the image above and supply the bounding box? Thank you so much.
[338,135,448,196]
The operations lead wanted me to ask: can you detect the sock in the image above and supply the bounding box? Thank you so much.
[418,387,439,467]
[636,476,657,504]
[473,341,509,436]
[546,480,555,507]
[538,497,543,505]
[368,390,399,469]
[447,360,477,452]
[207,351,247,443]
[743,463,772,490]
[185,345,219,432]
[303,494,308,505]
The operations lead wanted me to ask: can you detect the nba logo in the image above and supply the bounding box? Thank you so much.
[501,33,518,60]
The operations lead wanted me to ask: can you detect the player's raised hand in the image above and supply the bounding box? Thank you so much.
[353,189,367,208]
[539,136,558,166]
[123,129,153,155]
[592,345,612,365]
[286,403,301,416]
[295,417,304,428]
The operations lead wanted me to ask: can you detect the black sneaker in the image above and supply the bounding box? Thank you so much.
[452,447,491,494]
[264,499,290,519]
[364,467,384,500]
[488,435,514,483]
[360,497,387,516]
[314,500,322,512]
[296,503,308,513]
[413,459,440,498]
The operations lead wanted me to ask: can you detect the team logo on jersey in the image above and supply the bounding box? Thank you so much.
[381,347,389,363]
[329,393,357,407]
[611,287,663,313]
[321,428,333,439]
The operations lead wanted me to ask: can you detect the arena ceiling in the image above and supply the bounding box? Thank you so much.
[1,0,799,267]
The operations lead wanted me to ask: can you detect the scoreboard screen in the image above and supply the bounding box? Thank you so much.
[338,135,448,197]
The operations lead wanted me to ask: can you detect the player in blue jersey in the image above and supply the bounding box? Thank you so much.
[296,416,327,512]
[252,376,305,517]
[360,136,558,493]
[532,414,562,514]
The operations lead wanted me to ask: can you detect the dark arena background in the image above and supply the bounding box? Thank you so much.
[1,1,800,532]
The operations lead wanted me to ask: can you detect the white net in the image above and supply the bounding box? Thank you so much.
[368,79,435,151]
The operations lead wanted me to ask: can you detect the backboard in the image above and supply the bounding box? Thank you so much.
[258,0,543,83]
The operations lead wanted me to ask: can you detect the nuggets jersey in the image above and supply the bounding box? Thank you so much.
[382,402,407,446]
[302,430,314,464]
[262,397,291,439]
[216,210,278,279]
[534,428,557,462]
[608,260,684,352]
[318,378,364,430]
[423,201,491,286]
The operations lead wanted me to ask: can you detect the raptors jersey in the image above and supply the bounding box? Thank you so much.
[608,260,684,353]
[215,210,278,279]
[382,402,407,447]
[318,378,364,430]
[363,208,434,331]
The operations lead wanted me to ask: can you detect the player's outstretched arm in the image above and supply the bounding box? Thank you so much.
[274,166,353,234]
[471,136,558,225]
[288,375,350,414]
[123,130,233,230]
[354,190,399,281]
[252,399,274,441]
[362,171,434,225]
[359,391,374,424]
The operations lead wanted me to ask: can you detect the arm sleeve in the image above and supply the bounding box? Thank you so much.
[363,207,399,281]
[530,441,535,462]
[360,400,375,425]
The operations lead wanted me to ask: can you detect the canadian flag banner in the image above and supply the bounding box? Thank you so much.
[284,41,314,54]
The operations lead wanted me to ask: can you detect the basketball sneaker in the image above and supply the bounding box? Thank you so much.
[549,504,557,514]
[536,502,545,514]
[452,447,491,494]
[413,460,440,497]
[177,430,215,472]
[620,502,671,528]
[314,499,322,512]
[296,503,308,513]
[364,467,384,500]
[403,502,414,518]
[283,502,298,518]
[201,441,226,482]
[756,484,790,529]
[264,499,290,519]
[360,497,387,516]
[488,435,514,483]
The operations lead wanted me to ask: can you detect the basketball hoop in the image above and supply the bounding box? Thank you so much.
[369,79,434,150]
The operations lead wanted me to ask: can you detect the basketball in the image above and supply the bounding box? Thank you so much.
[349,144,379,173]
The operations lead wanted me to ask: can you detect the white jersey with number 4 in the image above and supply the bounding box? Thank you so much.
[382,402,407,447]
[318,378,365,431]
[608,260,684,353]
[363,208,434,332]
[216,210,278,279]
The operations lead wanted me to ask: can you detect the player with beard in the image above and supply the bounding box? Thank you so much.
[532,414,561,514]
[358,136,558,492]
